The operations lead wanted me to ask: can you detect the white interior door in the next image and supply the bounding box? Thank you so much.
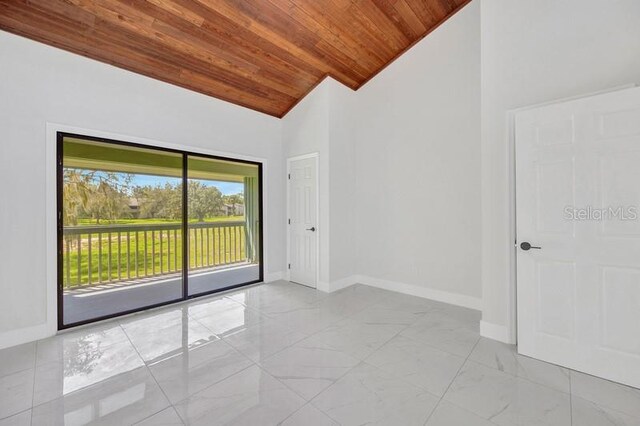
[288,155,318,288]
[516,86,640,389]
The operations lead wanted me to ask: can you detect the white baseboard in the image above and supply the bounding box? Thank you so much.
[316,280,330,293]
[355,275,482,311]
[329,275,358,292]
[314,276,358,293]
[480,320,514,344]
[264,271,284,283]
[0,322,53,350]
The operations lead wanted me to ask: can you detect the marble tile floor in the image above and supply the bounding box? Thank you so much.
[1,280,639,425]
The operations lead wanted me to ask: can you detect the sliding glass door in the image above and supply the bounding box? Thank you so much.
[58,133,262,328]
[186,155,261,296]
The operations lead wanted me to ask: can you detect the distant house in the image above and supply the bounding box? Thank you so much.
[222,203,244,216]
[128,197,140,218]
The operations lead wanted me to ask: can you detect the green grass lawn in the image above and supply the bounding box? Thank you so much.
[63,216,250,288]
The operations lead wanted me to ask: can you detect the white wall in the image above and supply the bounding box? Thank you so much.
[281,81,331,289]
[281,78,357,291]
[282,0,481,306]
[352,0,482,308]
[480,0,640,341]
[328,81,357,285]
[0,31,284,349]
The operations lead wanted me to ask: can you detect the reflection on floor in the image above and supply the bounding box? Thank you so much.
[2,281,640,425]
[63,264,259,324]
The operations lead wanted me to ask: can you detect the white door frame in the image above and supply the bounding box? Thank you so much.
[506,85,638,346]
[286,152,320,287]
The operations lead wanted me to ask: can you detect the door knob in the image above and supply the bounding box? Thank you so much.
[520,242,541,251]
[306,227,316,232]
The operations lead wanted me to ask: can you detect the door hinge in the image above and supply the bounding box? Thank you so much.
[288,173,291,179]
[288,263,291,269]
[288,218,291,224]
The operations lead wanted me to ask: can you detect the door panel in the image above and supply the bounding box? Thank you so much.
[535,160,575,235]
[59,135,184,327]
[186,155,261,296]
[535,260,575,339]
[599,266,640,355]
[516,86,640,389]
[288,156,318,288]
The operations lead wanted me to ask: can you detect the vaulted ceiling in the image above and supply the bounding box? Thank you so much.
[0,0,470,117]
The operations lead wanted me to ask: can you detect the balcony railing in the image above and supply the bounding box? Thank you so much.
[62,221,248,289]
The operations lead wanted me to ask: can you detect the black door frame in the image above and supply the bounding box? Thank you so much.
[56,131,264,330]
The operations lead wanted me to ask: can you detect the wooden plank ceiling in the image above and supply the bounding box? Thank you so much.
[0,0,470,117]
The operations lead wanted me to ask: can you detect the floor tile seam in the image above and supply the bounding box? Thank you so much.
[421,399,503,426]
[185,311,246,342]
[133,407,185,426]
[0,362,37,381]
[113,327,184,425]
[132,406,184,426]
[29,327,146,409]
[395,327,478,359]
[307,398,344,425]
[168,360,259,422]
[359,358,444,399]
[233,291,323,312]
[366,300,439,320]
[569,367,640,393]
[196,294,266,312]
[257,302,329,320]
[467,353,573,396]
[569,369,640,420]
[0,407,32,422]
[570,393,640,424]
[441,356,578,426]
[218,321,309,359]
[352,322,416,367]
[569,368,574,426]
[268,283,334,301]
[275,401,337,426]
[465,357,575,396]
[34,333,131,367]
[304,361,377,424]
[275,405,301,426]
[121,325,173,405]
[28,364,152,414]
[358,342,464,397]
[36,337,137,361]
[319,307,415,342]
[270,353,363,406]
[166,361,306,425]
[427,335,482,424]
[252,310,362,366]
[187,308,264,328]
[181,314,229,341]
[306,360,443,426]
[143,331,257,381]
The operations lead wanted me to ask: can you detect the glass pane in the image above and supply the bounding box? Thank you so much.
[61,136,183,326]
[186,155,261,296]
